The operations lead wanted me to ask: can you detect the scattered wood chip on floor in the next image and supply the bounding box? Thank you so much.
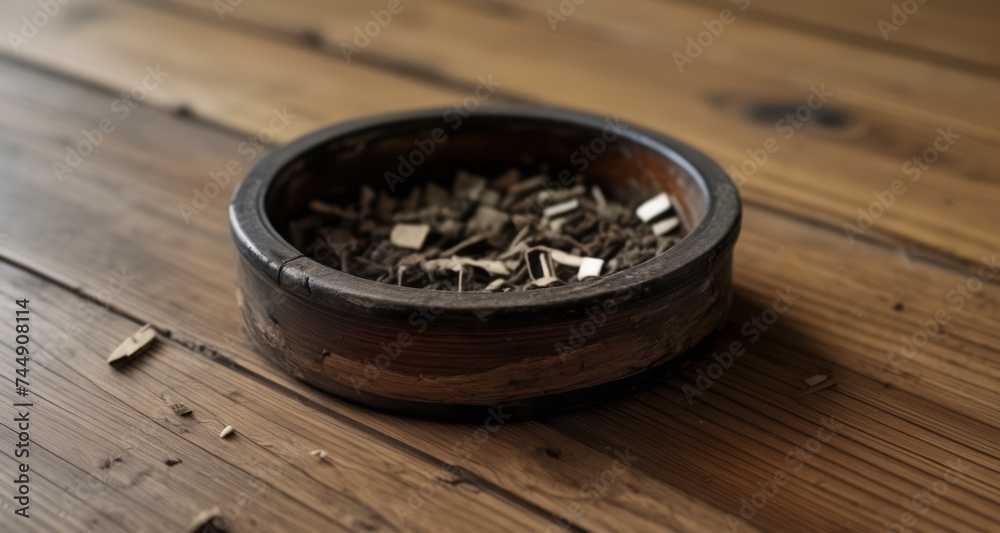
[804,374,828,387]
[797,374,837,397]
[171,403,193,417]
[107,324,157,366]
[187,506,226,533]
[310,449,329,460]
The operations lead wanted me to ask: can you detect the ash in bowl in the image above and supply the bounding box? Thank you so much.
[286,169,685,291]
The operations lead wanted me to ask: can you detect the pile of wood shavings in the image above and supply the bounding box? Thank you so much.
[286,169,684,291]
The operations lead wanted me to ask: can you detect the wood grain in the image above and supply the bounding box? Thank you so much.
[0,0,998,531]
[0,262,563,532]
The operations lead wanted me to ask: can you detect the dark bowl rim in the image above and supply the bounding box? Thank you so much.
[230,105,741,312]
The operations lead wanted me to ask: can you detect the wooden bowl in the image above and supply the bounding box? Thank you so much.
[230,106,741,420]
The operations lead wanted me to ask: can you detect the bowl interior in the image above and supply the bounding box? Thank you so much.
[264,112,708,248]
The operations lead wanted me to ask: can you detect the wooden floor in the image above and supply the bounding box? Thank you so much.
[1,0,998,531]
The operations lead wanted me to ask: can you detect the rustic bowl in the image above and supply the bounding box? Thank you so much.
[230,106,740,421]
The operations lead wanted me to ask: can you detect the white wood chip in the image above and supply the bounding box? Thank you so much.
[804,374,828,387]
[550,249,583,267]
[577,257,605,280]
[219,425,235,439]
[636,192,672,222]
[526,248,555,280]
[651,217,680,236]
[483,278,506,292]
[543,199,579,219]
[458,257,510,277]
[310,449,329,460]
[390,223,430,250]
[528,276,561,288]
[424,257,510,277]
[107,324,157,366]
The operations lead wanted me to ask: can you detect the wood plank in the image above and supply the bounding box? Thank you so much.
[0,443,131,532]
[22,0,997,275]
[663,0,1000,74]
[476,0,1000,128]
[0,60,741,533]
[152,0,1000,134]
[2,33,1000,533]
[0,263,560,532]
[0,0,465,138]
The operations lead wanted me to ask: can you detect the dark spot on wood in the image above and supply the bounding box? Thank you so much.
[352,518,382,532]
[127,468,153,488]
[893,302,904,311]
[165,459,182,467]
[174,105,194,119]
[815,108,851,128]
[744,102,851,129]
[99,457,124,470]
[299,30,324,49]
[744,102,793,125]
[543,447,561,459]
